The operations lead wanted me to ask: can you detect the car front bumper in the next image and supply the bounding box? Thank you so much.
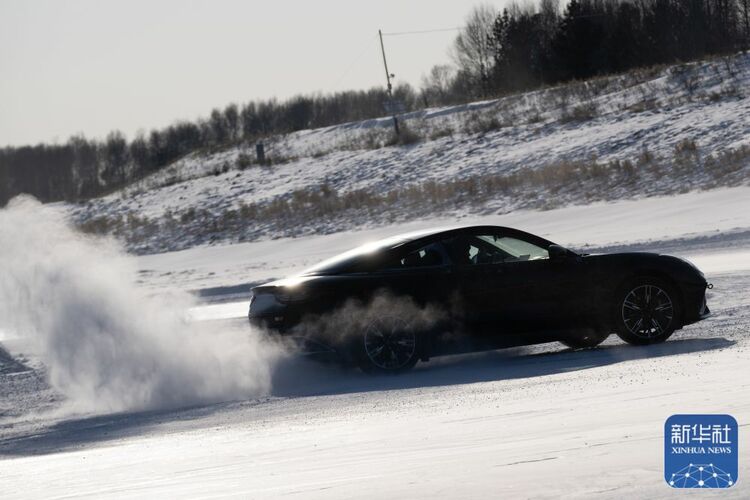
[681,282,711,327]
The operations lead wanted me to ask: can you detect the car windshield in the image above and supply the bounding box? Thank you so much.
[301,229,445,275]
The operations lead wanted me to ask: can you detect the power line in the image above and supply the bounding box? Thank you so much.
[381,27,461,37]
[331,34,378,89]
[331,25,462,96]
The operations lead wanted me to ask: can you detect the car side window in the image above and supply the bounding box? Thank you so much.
[453,234,549,265]
[389,242,447,269]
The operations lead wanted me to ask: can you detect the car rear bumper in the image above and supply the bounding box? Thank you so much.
[249,313,343,361]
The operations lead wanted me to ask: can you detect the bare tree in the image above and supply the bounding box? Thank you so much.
[209,108,229,144]
[102,130,129,186]
[224,103,240,141]
[420,64,456,106]
[451,4,499,96]
[740,0,750,47]
[539,0,561,36]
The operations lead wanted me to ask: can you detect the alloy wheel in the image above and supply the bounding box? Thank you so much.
[621,284,674,339]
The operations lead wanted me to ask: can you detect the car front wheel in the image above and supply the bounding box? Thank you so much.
[615,277,680,345]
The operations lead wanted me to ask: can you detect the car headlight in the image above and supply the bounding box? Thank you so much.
[274,287,309,303]
[249,292,284,314]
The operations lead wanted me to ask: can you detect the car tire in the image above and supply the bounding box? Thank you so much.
[560,329,610,349]
[355,317,420,374]
[614,276,681,345]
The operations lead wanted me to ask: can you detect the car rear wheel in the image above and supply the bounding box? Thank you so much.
[615,277,680,345]
[356,317,419,374]
[560,329,610,349]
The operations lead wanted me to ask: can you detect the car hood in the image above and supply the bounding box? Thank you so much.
[582,251,706,281]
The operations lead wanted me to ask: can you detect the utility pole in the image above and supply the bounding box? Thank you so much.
[378,29,400,136]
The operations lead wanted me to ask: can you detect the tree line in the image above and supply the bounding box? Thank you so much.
[2,0,749,206]
[426,0,749,101]
[0,86,420,205]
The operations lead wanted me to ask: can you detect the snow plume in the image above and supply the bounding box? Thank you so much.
[0,196,285,414]
[290,292,450,355]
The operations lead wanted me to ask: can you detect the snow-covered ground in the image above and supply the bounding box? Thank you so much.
[2,189,750,498]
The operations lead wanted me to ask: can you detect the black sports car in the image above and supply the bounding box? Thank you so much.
[249,226,711,373]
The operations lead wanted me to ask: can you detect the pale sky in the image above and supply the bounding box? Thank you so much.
[0,0,511,147]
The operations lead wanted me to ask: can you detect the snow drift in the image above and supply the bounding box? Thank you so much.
[0,196,285,414]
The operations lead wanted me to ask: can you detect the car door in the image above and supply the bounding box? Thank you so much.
[449,230,590,347]
[369,239,459,316]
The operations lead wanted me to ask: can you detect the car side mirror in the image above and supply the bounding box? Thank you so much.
[548,244,569,261]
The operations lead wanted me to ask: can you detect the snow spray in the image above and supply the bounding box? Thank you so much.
[0,196,285,413]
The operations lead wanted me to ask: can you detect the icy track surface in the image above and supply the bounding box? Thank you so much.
[2,192,750,498]
[1,274,748,498]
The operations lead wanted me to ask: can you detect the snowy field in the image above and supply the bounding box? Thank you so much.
[1,189,749,498]
[136,185,750,295]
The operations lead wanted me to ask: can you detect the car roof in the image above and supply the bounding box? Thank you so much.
[394,225,551,245]
[300,225,556,276]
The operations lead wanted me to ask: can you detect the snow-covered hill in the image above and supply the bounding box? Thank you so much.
[68,53,750,254]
